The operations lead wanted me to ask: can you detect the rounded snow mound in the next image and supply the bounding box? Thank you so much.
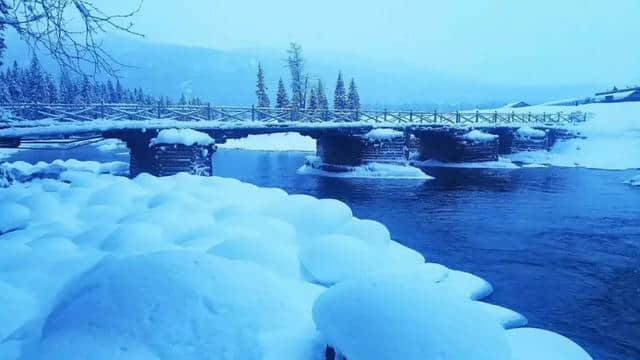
[313,267,510,360]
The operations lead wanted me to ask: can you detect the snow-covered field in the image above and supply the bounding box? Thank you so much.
[497,102,640,170]
[218,132,316,152]
[0,161,591,360]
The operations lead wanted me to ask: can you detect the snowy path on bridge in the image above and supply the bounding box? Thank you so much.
[0,161,591,360]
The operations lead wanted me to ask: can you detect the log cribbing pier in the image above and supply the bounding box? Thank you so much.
[0,103,584,176]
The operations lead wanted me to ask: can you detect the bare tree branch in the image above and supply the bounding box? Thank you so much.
[0,0,144,77]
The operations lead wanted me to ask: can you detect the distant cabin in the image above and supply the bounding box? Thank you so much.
[594,87,640,103]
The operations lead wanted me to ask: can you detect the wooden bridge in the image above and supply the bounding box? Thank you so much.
[0,103,583,177]
[0,103,586,126]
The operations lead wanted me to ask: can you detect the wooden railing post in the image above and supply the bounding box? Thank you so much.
[409,110,413,122]
[433,110,437,123]
[543,112,546,123]
[475,110,479,123]
[251,105,256,121]
[456,111,460,124]
[206,103,212,120]
[157,102,161,119]
[384,108,388,122]
[100,101,105,119]
[493,111,497,123]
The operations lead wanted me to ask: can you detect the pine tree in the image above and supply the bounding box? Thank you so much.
[58,69,74,103]
[255,62,270,108]
[179,92,187,105]
[287,42,306,109]
[0,72,10,103]
[316,80,328,109]
[308,87,318,110]
[347,78,360,110]
[7,61,23,102]
[115,79,124,102]
[275,78,289,108]
[79,75,94,103]
[107,80,116,102]
[44,73,58,103]
[333,71,347,110]
[25,55,46,102]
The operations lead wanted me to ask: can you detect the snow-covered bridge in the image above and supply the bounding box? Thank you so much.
[0,103,583,176]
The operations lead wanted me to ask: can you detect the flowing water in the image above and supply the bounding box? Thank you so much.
[5,147,640,360]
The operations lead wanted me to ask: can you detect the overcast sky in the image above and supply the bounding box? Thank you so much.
[103,0,640,87]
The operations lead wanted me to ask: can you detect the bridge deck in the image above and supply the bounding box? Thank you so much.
[0,103,585,142]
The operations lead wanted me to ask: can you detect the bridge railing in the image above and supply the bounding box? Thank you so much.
[0,103,586,126]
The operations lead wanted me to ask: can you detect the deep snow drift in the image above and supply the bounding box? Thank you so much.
[218,132,316,152]
[500,102,640,170]
[0,160,592,360]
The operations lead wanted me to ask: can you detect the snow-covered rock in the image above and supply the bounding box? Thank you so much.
[462,129,498,142]
[150,128,215,146]
[506,328,592,360]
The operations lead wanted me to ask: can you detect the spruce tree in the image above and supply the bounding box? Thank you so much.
[58,69,74,103]
[107,80,116,102]
[316,80,328,109]
[287,42,306,109]
[308,87,318,110]
[347,78,360,110]
[7,61,23,102]
[275,78,289,108]
[25,55,46,102]
[255,62,270,108]
[79,74,94,103]
[0,72,10,103]
[179,92,187,105]
[44,73,58,103]
[333,71,347,110]
[115,79,124,102]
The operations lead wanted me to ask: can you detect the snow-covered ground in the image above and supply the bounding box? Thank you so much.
[0,160,591,360]
[218,132,316,152]
[497,102,640,170]
[298,156,432,179]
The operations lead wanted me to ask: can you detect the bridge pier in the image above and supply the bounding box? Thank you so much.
[312,130,409,171]
[413,128,499,162]
[108,131,216,178]
[487,126,553,153]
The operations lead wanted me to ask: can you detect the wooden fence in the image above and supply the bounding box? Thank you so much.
[0,103,587,126]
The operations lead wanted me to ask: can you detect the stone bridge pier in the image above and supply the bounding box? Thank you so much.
[412,128,500,162]
[104,130,216,178]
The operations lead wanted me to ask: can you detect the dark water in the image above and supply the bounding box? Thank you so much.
[5,147,640,360]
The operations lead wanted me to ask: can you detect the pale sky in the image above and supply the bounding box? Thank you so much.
[102,0,640,87]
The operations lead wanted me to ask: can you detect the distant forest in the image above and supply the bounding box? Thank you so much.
[0,55,204,105]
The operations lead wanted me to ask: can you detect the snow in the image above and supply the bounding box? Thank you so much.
[150,128,215,146]
[0,160,591,360]
[94,138,127,152]
[516,126,546,138]
[625,175,640,186]
[363,128,404,140]
[298,156,433,179]
[313,268,511,360]
[506,328,592,360]
[462,129,498,142]
[217,132,316,151]
[496,102,640,170]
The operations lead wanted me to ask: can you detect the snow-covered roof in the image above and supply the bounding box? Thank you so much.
[594,89,639,102]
